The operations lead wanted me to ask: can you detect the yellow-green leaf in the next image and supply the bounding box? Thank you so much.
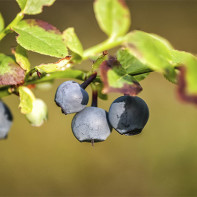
[0,12,4,32]
[16,0,56,15]
[94,0,131,38]
[19,86,35,114]
[13,19,68,58]
[63,27,83,57]
[13,45,31,71]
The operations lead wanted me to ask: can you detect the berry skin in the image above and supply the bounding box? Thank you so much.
[108,96,149,135]
[71,107,112,142]
[55,81,89,114]
[0,101,13,139]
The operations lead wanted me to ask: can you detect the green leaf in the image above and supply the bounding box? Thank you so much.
[26,98,48,126]
[35,56,71,73]
[17,0,56,15]
[170,49,197,105]
[117,49,150,82]
[100,57,142,95]
[96,83,108,100]
[182,55,197,94]
[19,86,35,114]
[62,27,83,57]
[133,73,150,82]
[16,0,27,10]
[0,13,4,32]
[12,45,31,71]
[13,19,68,58]
[92,51,108,70]
[94,0,131,38]
[0,53,25,85]
[173,50,197,93]
[125,30,177,83]
[117,48,151,75]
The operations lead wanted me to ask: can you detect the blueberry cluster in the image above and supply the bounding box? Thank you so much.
[0,101,13,139]
[55,77,149,144]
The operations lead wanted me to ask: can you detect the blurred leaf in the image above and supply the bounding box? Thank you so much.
[0,53,25,85]
[124,30,177,83]
[26,98,48,127]
[133,73,150,82]
[35,56,71,73]
[0,13,4,32]
[171,49,190,65]
[13,19,68,58]
[12,45,30,71]
[62,27,83,57]
[150,33,174,50]
[172,50,197,105]
[100,57,142,95]
[16,0,27,10]
[94,0,130,38]
[96,83,108,100]
[92,51,108,70]
[16,0,56,15]
[36,81,53,90]
[19,86,35,114]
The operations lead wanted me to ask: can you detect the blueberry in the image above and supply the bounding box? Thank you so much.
[0,101,13,139]
[108,96,149,135]
[71,107,112,142]
[55,81,89,114]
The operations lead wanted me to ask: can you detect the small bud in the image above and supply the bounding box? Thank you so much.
[26,99,48,127]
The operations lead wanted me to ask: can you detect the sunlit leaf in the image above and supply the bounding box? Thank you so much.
[94,0,131,38]
[0,12,4,32]
[125,30,177,83]
[18,86,35,114]
[62,27,83,57]
[13,19,68,58]
[35,56,71,73]
[172,50,197,105]
[12,45,31,71]
[16,0,56,15]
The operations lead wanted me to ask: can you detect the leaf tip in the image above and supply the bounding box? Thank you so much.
[177,66,197,105]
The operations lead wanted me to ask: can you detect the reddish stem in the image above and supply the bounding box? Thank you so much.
[91,89,98,107]
[80,72,97,89]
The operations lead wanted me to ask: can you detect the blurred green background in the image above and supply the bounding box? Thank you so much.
[0,0,197,196]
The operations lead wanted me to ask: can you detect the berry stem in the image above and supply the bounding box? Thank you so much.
[80,72,97,89]
[91,139,94,147]
[91,86,98,107]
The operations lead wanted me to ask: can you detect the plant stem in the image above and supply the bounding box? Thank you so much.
[25,69,86,85]
[83,37,124,60]
[0,11,24,41]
